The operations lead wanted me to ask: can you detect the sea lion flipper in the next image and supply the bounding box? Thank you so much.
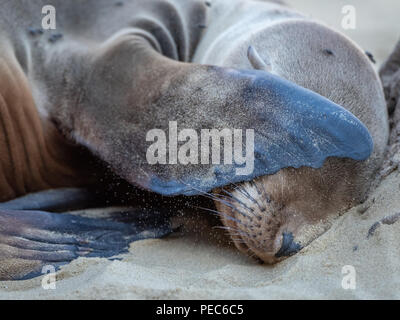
[48,32,373,196]
[0,188,105,212]
[142,68,374,196]
[0,209,172,280]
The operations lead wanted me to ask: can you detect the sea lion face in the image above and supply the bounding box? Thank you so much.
[215,158,364,263]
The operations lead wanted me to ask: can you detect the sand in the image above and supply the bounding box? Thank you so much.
[1,0,400,299]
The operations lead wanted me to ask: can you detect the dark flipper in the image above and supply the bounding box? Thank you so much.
[0,208,172,280]
[0,188,109,212]
[61,32,373,197]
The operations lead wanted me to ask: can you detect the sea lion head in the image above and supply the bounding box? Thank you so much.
[213,20,389,263]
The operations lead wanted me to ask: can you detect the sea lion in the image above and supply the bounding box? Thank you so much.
[0,0,387,280]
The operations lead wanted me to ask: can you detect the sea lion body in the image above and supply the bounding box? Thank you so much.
[0,0,208,201]
[0,0,389,278]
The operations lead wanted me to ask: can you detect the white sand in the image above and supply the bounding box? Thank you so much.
[1,0,399,299]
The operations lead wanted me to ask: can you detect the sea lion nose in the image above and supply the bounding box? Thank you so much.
[275,232,302,258]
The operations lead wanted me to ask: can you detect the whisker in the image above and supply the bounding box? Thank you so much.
[220,176,267,212]
[193,206,247,227]
[231,240,247,244]
[223,187,267,213]
[177,180,253,219]
[258,180,271,204]
[210,196,253,220]
[229,233,251,239]
[247,247,258,259]
[221,176,254,199]
[215,226,251,238]
[249,179,262,196]
[230,238,247,244]
[220,189,256,214]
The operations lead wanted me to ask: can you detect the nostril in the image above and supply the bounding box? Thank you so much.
[275,232,302,258]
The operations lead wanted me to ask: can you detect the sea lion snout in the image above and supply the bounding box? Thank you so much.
[213,178,306,264]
